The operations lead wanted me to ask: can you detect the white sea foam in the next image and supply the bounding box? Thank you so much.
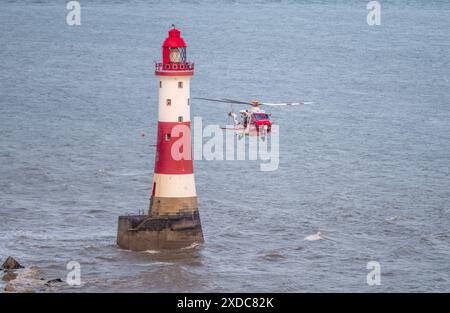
[143,250,160,254]
[181,242,201,250]
[304,232,332,241]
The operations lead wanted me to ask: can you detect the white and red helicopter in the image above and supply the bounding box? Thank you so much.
[194,97,312,137]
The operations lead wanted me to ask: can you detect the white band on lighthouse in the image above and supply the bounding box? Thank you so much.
[158,76,191,123]
[152,173,197,198]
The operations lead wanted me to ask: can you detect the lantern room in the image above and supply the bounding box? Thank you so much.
[155,25,194,75]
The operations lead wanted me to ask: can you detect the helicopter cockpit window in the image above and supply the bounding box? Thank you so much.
[169,47,186,63]
[253,114,270,120]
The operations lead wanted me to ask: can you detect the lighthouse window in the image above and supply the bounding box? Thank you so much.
[165,64,170,70]
[159,81,162,88]
[173,64,177,69]
[169,47,182,63]
[187,98,190,106]
[178,116,183,122]
[165,133,171,141]
[178,81,183,88]
[166,99,171,106]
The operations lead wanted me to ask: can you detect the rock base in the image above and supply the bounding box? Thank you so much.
[116,212,203,251]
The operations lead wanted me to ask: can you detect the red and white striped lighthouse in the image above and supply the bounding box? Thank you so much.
[150,26,197,215]
[117,26,203,251]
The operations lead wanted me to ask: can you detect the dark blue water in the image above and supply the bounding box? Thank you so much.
[1,0,449,292]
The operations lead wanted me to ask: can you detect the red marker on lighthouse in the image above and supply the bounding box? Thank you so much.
[117,26,203,250]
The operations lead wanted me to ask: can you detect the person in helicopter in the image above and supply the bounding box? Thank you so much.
[240,110,251,128]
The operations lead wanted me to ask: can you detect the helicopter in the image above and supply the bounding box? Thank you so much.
[193,97,312,138]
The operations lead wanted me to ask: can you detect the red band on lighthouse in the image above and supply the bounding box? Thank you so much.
[154,121,193,174]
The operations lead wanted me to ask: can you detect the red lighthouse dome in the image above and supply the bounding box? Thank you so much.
[156,25,194,75]
[163,28,186,48]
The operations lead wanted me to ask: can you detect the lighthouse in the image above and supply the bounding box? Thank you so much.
[117,26,203,251]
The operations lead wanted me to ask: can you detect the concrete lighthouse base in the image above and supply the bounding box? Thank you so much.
[116,211,203,251]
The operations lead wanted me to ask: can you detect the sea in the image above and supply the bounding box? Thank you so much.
[0,0,449,292]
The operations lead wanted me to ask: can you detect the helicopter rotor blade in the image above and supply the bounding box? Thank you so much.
[260,101,313,106]
[193,97,236,104]
[193,97,251,105]
[220,98,254,105]
[194,97,313,106]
